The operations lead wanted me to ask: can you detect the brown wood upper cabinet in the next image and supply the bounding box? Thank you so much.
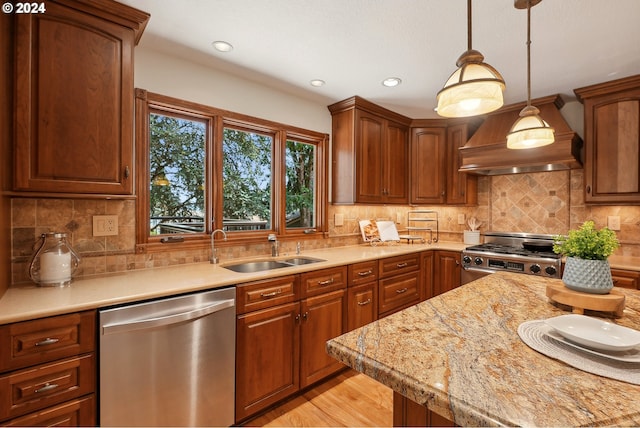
[328,96,411,204]
[410,121,477,205]
[13,0,149,196]
[575,74,640,204]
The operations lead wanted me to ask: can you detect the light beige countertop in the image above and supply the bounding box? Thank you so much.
[609,254,640,272]
[326,271,640,426]
[0,241,466,325]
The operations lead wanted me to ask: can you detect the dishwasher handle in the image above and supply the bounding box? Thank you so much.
[102,298,235,336]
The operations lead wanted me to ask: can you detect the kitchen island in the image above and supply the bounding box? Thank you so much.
[326,271,640,426]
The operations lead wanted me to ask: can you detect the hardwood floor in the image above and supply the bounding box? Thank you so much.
[244,370,393,427]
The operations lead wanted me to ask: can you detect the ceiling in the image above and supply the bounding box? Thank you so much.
[120,0,640,118]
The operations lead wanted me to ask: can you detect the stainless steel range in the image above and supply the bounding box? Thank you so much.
[461,232,562,284]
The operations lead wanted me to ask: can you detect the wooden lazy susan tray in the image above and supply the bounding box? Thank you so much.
[546,282,626,317]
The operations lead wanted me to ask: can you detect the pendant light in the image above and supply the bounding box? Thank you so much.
[436,0,506,118]
[152,169,170,186]
[507,0,555,149]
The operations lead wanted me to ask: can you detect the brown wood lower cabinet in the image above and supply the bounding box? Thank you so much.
[0,311,96,426]
[2,395,95,427]
[235,269,347,423]
[236,301,301,422]
[378,254,422,317]
[300,289,347,388]
[347,282,377,331]
[393,392,454,427]
[611,268,640,289]
[433,250,462,297]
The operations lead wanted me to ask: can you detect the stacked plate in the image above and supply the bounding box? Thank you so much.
[543,314,640,363]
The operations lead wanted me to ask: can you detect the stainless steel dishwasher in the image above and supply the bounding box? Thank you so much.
[99,286,235,427]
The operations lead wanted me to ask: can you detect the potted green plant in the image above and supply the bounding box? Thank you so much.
[553,220,620,294]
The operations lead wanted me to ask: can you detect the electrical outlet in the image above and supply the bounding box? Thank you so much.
[607,215,621,231]
[396,212,402,224]
[93,215,119,236]
[458,214,466,225]
[334,213,344,227]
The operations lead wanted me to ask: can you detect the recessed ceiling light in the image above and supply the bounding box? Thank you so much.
[310,79,325,87]
[382,77,402,87]
[212,41,233,52]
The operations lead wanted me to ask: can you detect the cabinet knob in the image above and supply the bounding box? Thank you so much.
[124,166,131,178]
[302,312,309,320]
[586,185,591,194]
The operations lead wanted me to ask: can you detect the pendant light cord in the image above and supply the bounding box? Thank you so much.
[467,0,472,51]
[526,0,532,107]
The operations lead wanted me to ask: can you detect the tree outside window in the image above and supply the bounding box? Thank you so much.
[136,90,327,250]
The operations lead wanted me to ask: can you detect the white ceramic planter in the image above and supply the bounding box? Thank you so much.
[562,256,614,294]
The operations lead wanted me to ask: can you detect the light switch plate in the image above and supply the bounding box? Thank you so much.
[93,215,119,236]
[607,215,621,231]
[334,213,344,227]
[396,212,402,224]
[458,214,466,225]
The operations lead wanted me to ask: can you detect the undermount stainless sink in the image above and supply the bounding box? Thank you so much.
[223,257,325,273]
[281,256,325,265]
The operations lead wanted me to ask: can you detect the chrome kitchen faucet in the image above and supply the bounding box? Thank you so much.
[210,229,227,264]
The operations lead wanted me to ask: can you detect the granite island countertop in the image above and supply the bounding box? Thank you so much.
[326,271,640,427]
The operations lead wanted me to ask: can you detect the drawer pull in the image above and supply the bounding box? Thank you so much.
[318,277,335,286]
[35,383,59,394]
[35,337,60,347]
[357,298,372,306]
[357,270,373,277]
[396,262,408,268]
[260,289,282,298]
[395,288,408,294]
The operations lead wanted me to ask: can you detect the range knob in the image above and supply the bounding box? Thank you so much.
[530,264,541,274]
[545,266,558,276]
[473,257,483,266]
[462,255,472,265]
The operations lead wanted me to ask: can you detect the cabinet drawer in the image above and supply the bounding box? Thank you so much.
[348,261,378,286]
[0,311,95,373]
[300,266,347,297]
[236,275,299,314]
[378,271,421,316]
[0,354,95,421]
[379,254,420,279]
[612,269,640,289]
[3,394,95,427]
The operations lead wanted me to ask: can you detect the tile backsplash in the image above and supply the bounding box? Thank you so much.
[10,169,640,284]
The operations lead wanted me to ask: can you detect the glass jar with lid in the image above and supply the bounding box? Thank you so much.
[28,232,81,286]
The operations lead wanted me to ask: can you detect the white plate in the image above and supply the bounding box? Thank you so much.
[545,314,640,352]
[542,325,640,363]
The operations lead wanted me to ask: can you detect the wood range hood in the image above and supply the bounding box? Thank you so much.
[459,94,583,175]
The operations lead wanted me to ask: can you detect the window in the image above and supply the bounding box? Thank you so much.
[149,112,206,235]
[135,90,327,251]
[222,127,273,231]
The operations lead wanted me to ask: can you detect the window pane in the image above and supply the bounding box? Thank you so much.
[222,128,273,231]
[149,113,206,235]
[286,140,316,229]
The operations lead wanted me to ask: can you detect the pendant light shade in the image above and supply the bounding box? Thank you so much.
[152,170,170,186]
[507,0,554,149]
[507,105,555,149]
[436,0,505,118]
